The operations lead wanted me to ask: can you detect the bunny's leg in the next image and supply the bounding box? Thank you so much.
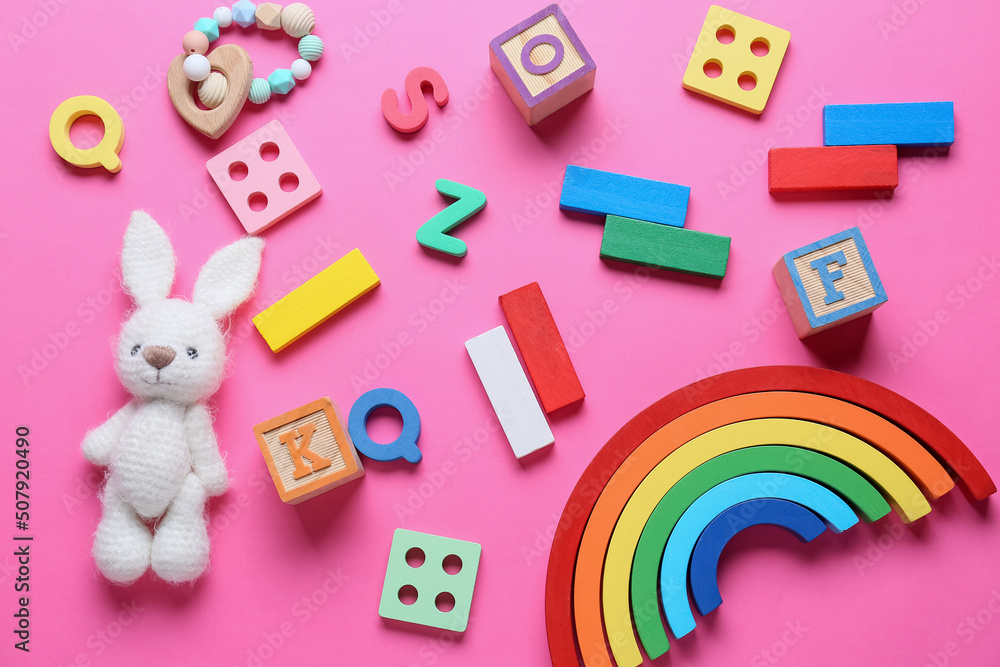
[93,476,152,584]
[150,473,210,583]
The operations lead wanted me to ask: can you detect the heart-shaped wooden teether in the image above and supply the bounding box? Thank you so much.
[167,44,253,140]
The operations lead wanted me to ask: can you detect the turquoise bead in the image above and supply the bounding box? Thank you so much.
[267,69,295,95]
[298,35,324,62]
[232,0,257,28]
[248,78,271,104]
[193,17,220,42]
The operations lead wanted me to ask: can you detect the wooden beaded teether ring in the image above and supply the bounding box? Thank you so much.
[166,2,325,140]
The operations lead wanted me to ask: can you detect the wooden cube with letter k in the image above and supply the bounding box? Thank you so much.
[253,398,365,503]
[772,227,888,338]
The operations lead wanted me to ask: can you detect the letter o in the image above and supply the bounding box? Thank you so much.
[520,34,565,75]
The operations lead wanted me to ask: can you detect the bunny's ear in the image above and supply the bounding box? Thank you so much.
[192,236,264,319]
[122,211,176,306]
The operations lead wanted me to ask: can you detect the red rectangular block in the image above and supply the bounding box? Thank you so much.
[498,282,584,413]
[768,145,898,193]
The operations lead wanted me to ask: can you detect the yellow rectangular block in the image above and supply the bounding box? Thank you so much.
[253,248,380,352]
[682,5,790,115]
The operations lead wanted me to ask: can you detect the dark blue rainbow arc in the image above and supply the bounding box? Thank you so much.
[688,498,828,616]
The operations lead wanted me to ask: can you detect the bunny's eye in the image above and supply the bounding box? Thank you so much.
[130,344,141,356]
[186,348,199,360]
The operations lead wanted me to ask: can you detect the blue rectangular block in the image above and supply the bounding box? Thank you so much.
[559,165,690,227]
[823,102,954,148]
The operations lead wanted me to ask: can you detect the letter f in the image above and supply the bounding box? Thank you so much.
[809,251,848,304]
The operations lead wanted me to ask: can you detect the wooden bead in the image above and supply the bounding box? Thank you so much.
[198,72,229,109]
[255,3,282,30]
[281,3,315,38]
[182,30,209,55]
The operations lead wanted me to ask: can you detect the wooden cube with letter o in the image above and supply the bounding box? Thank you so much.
[253,397,364,503]
[772,227,888,338]
[489,3,596,126]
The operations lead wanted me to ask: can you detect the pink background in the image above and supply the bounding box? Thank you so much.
[2,0,999,665]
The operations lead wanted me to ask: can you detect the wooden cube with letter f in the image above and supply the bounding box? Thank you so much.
[253,398,365,503]
[772,227,888,338]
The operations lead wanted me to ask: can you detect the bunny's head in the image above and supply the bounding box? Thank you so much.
[115,211,264,405]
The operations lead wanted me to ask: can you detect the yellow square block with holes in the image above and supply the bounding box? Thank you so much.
[682,6,790,115]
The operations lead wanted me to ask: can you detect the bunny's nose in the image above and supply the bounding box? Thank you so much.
[142,346,176,370]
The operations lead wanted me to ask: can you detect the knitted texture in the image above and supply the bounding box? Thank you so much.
[82,211,263,585]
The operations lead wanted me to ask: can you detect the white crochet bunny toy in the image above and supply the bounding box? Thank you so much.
[82,211,263,584]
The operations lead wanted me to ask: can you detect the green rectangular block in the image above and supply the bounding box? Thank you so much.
[600,215,731,279]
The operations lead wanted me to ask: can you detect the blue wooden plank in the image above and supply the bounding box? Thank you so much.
[559,165,690,226]
[823,102,954,147]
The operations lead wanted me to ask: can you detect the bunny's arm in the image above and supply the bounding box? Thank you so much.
[81,402,138,466]
[185,403,229,497]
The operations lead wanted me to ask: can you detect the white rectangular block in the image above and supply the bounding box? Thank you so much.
[465,326,554,458]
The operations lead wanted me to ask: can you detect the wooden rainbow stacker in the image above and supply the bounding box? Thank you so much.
[541,366,995,667]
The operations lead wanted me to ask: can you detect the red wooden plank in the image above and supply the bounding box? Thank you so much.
[545,365,995,667]
[768,145,898,193]
[499,282,585,413]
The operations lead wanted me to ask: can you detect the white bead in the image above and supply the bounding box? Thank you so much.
[183,54,212,82]
[213,7,233,27]
[290,59,312,80]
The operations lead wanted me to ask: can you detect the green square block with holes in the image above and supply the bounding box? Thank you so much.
[378,529,482,632]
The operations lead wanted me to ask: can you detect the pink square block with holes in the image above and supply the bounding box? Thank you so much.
[206,120,322,234]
